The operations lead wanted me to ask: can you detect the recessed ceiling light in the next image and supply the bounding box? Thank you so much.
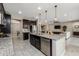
[18,11,22,14]
[37,7,42,10]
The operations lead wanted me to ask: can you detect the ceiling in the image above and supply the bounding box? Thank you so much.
[3,3,79,22]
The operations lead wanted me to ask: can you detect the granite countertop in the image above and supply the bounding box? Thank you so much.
[30,33,65,41]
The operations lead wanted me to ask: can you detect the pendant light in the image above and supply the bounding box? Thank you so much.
[54,5,58,22]
[45,9,47,23]
[45,9,47,20]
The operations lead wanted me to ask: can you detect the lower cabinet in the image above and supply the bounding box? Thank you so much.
[30,35,35,46]
[30,34,52,56]
[23,33,29,40]
[35,37,41,50]
[30,34,41,50]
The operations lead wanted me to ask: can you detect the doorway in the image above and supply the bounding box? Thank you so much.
[11,20,22,40]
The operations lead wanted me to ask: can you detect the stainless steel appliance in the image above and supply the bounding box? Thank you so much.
[41,37,50,56]
[30,25,37,34]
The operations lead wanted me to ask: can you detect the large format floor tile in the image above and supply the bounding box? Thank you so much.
[65,37,79,56]
[0,37,14,56]
[12,37,45,56]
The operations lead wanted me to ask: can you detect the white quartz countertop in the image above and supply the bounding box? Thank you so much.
[30,33,65,41]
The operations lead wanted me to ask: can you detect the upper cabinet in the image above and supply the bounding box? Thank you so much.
[23,19,30,29]
[23,19,37,28]
[0,3,11,34]
[0,3,5,24]
[23,19,37,33]
[4,14,11,33]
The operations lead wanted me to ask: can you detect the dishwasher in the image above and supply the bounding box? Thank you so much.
[41,37,51,56]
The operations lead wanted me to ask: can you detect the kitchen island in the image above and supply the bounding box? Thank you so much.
[30,33,65,56]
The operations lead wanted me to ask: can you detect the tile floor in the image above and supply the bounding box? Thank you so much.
[65,37,79,56]
[0,36,79,56]
[0,37,14,56]
[12,37,44,56]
